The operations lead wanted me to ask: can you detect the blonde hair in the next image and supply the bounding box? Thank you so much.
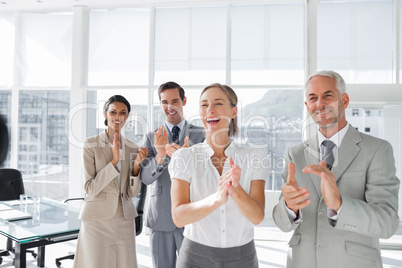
[200,83,238,137]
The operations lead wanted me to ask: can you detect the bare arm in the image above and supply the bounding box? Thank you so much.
[229,180,266,225]
[219,158,266,225]
[171,175,229,228]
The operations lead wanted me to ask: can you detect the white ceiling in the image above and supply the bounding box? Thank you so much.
[0,0,235,12]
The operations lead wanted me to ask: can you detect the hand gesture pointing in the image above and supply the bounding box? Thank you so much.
[281,163,311,215]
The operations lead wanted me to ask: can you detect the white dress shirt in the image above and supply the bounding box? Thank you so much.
[169,140,269,248]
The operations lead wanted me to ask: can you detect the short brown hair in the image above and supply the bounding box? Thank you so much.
[157,81,185,101]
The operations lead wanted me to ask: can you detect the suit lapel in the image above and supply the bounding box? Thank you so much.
[304,135,322,195]
[304,126,362,197]
[332,126,361,181]
[100,130,113,163]
[121,137,131,191]
[182,121,190,145]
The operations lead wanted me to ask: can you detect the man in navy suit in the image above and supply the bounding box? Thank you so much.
[140,82,205,268]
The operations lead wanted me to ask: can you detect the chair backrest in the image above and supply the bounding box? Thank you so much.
[0,115,8,165]
[134,182,147,236]
[0,168,25,201]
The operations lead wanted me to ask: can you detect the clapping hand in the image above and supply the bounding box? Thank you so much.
[111,133,120,167]
[302,161,341,211]
[154,126,168,154]
[154,126,168,164]
[165,137,189,157]
[132,147,149,176]
[281,163,311,215]
[218,157,241,194]
[135,147,149,164]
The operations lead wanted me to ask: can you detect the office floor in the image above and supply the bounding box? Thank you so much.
[0,221,401,268]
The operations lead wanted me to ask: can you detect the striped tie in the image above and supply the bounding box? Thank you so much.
[172,126,180,144]
[321,140,336,170]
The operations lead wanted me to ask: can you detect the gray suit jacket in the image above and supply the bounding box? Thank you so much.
[80,130,142,221]
[273,126,400,268]
[141,121,205,232]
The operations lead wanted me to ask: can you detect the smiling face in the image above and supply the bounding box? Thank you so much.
[199,87,237,135]
[160,88,187,125]
[104,101,129,133]
[305,75,349,136]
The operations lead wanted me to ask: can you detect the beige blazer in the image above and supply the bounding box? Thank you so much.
[273,126,400,268]
[79,130,141,221]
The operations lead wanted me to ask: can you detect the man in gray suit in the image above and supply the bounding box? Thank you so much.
[273,70,400,268]
[141,82,204,268]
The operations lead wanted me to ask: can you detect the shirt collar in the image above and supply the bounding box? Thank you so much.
[165,119,185,133]
[318,122,350,148]
[203,139,236,158]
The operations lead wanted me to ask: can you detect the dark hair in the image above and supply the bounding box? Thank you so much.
[103,95,131,126]
[157,81,185,101]
[200,83,238,137]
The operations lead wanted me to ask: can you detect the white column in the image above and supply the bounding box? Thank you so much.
[68,6,89,198]
[303,0,318,141]
[383,105,402,217]
[10,14,21,168]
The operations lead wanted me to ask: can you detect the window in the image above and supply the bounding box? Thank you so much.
[235,88,303,190]
[20,13,73,87]
[0,15,15,87]
[18,91,70,199]
[231,4,304,85]
[365,127,371,132]
[352,109,359,116]
[318,1,393,83]
[88,9,150,86]
[154,6,227,85]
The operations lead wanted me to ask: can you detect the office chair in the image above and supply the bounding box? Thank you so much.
[55,183,147,267]
[0,168,37,266]
[0,115,8,166]
[134,182,147,236]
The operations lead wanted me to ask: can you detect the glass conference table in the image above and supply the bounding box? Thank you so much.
[0,197,81,268]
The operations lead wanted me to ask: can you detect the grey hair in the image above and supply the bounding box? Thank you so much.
[304,70,346,96]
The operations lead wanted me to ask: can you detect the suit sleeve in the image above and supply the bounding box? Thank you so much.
[127,147,142,198]
[336,141,400,238]
[272,149,301,232]
[82,139,119,197]
[140,132,166,185]
[127,173,141,198]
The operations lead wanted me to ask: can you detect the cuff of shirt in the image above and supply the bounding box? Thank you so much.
[284,199,303,223]
[156,164,164,173]
[327,205,342,221]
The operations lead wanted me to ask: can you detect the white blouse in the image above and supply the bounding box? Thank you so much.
[169,140,269,248]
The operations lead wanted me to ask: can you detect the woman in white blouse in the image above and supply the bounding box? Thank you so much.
[169,83,268,267]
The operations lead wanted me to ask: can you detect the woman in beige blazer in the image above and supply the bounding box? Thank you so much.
[73,95,148,268]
